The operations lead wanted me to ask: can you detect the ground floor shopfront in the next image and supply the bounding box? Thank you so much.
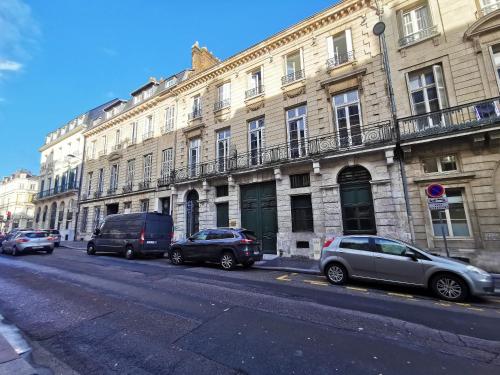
[34,194,77,241]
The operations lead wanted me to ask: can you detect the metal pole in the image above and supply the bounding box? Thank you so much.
[438,210,450,257]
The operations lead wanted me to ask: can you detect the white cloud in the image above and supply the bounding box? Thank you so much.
[0,60,22,72]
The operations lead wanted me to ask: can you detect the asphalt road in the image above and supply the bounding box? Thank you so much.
[0,247,499,375]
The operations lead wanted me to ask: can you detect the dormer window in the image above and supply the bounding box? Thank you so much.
[165,77,177,88]
[134,95,141,104]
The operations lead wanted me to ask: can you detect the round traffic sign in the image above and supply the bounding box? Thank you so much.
[426,184,445,198]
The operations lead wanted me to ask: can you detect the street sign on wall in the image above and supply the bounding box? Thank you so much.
[428,197,449,211]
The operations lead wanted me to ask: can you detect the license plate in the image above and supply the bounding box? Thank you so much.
[32,246,43,249]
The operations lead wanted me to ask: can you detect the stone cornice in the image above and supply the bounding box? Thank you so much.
[172,0,371,94]
[39,124,86,152]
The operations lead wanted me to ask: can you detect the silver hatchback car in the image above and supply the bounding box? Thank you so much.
[1,231,55,256]
[319,235,494,301]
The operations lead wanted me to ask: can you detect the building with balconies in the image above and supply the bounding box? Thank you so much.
[34,102,113,240]
[0,170,38,232]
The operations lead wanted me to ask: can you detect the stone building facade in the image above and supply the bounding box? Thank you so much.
[75,0,500,270]
[34,103,111,240]
[0,170,38,232]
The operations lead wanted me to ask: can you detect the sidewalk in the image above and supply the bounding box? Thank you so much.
[254,255,320,275]
[0,317,37,375]
[60,240,87,250]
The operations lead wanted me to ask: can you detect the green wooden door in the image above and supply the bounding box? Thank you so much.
[240,181,277,253]
[216,202,229,228]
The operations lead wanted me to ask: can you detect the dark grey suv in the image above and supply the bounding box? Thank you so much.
[168,228,262,270]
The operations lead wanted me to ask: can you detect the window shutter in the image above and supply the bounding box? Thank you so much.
[404,72,415,114]
[327,36,334,58]
[433,65,449,109]
[345,29,353,53]
[396,10,404,41]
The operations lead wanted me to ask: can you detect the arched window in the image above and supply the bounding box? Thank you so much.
[338,166,376,235]
[186,190,199,237]
[42,206,48,223]
[49,202,57,229]
[35,207,41,223]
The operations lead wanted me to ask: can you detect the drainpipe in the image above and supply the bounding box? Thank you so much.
[373,3,415,242]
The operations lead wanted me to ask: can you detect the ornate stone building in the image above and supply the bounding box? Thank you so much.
[0,170,38,232]
[76,0,500,270]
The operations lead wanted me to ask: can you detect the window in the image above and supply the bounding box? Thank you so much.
[246,68,264,98]
[90,140,96,158]
[399,4,434,47]
[93,206,101,230]
[102,135,107,154]
[115,129,121,148]
[140,199,149,212]
[339,237,371,251]
[192,230,209,241]
[133,95,140,104]
[123,202,132,214]
[190,95,202,119]
[249,118,265,166]
[290,173,310,188]
[215,82,231,110]
[131,122,138,144]
[97,168,104,193]
[110,164,119,191]
[286,105,308,158]
[431,188,471,237]
[326,29,353,68]
[188,138,200,177]
[80,207,88,232]
[143,154,153,183]
[216,185,228,197]
[480,0,500,15]
[283,50,304,84]
[164,106,175,132]
[374,238,407,256]
[422,155,457,173]
[144,115,154,139]
[86,172,93,195]
[407,65,448,129]
[160,148,173,181]
[216,129,231,172]
[291,195,314,232]
[332,90,362,148]
[126,159,135,187]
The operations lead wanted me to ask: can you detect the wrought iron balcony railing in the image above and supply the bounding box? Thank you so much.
[188,108,203,120]
[36,181,79,200]
[245,85,265,99]
[142,131,154,141]
[479,1,500,16]
[326,51,355,69]
[214,98,231,111]
[167,121,392,184]
[281,69,305,86]
[93,190,103,199]
[112,143,123,151]
[138,180,152,190]
[399,25,438,47]
[398,96,500,141]
[122,183,134,194]
[107,187,117,196]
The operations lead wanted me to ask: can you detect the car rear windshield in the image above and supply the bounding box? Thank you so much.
[23,232,49,238]
[241,231,258,241]
[49,230,60,234]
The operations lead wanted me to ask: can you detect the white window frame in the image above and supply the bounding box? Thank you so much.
[402,5,431,38]
[86,172,93,195]
[161,148,173,180]
[422,155,458,174]
[248,118,265,166]
[430,188,472,238]
[489,43,500,92]
[286,105,308,158]
[90,140,96,159]
[248,67,263,90]
[480,0,500,15]
[217,82,231,107]
[164,106,175,132]
[216,129,231,172]
[143,154,153,183]
[332,90,363,148]
[115,129,121,148]
[131,122,138,143]
[144,115,154,138]
[102,135,107,154]
[326,29,353,67]
[126,159,135,187]
[285,49,304,76]
[97,168,104,193]
[110,164,119,191]
[188,138,201,177]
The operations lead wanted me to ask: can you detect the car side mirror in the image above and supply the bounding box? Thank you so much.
[188,236,194,242]
[404,250,418,261]
[94,228,101,236]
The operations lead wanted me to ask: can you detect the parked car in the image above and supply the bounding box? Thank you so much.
[168,228,262,270]
[86,212,173,259]
[319,235,494,301]
[47,229,61,247]
[0,230,54,256]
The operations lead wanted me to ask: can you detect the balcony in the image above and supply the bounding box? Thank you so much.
[138,180,152,190]
[93,191,103,199]
[35,181,79,200]
[398,97,500,142]
[326,51,355,69]
[40,161,55,173]
[122,183,134,194]
[399,25,438,48]
[281,69,305,86]
[107,187,117,196]
[98,150,106,157]
[160,126,173,134]
[245,85,265,99]
[169,121,393,184]
[142,131,154,141]
[188,108,203,121]
[111,143,123,152]
[479,1,500,16]
[214,98,231,112]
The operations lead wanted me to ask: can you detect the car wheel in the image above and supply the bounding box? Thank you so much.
[431,273,468,302]
[87,243,96,255]
[46,248,53,254]
[124,246,134,260]
[242,260,255,268]
[220,252,236,271]
[325,263,347,285]
[170,249,183,265]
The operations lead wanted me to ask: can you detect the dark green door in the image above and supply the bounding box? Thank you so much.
[240,181,277,253]
[216,203,229,227]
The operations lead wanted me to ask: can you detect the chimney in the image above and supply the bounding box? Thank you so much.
[191,41,219,74]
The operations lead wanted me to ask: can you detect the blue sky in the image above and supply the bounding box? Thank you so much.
[0,0,336,177]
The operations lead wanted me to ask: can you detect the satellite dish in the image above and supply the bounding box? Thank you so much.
[373,21,386,36]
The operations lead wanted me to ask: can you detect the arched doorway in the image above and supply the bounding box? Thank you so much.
[185,190,199,237]
[49,202,57,229]
[42,206,48,226]
[338,166,376,235]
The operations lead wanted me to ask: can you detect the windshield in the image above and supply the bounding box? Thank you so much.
[399,239,432,254]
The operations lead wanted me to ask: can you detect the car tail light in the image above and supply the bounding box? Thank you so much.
[323,238,335,249]
[47,236,54,241]
[139,228,145,245]
[240,238,253,245]
[16,238,29,243]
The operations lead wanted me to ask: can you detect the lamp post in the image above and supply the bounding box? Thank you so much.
[66,153,84,241]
